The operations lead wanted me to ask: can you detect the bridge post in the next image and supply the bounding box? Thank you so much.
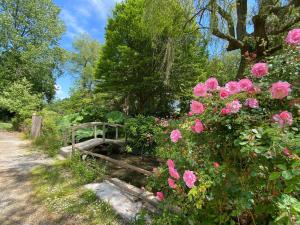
[115,126,118,139]
[71,127,75,154]
[102,124,106,142]
[94,125,97,139]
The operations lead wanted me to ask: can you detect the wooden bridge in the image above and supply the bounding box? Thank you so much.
[60,122,126,158]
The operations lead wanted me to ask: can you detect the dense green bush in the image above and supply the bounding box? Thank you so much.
[125,115,162,155]
[146,40,300,224]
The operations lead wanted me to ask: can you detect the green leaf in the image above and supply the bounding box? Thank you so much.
[282,171,293,180]
[269,172,281,181]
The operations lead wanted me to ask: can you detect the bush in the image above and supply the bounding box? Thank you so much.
[147,36,300,224]
[125,115,162,155]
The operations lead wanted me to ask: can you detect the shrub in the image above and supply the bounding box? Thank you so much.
[147,31,300,224]
[125,115,162,155]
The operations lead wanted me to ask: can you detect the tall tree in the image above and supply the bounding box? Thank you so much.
[96,0,208,115]
[0,0,65,100]
[68,33,101,92]
[191,0,300,78]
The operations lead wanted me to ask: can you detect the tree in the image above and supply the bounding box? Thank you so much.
[68,33,102,92]
[0,79,43,127]
[0,0,65,100]
[96,0,208,116]
[187,0,300,78]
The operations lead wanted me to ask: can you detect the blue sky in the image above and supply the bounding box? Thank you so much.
[54,0,122,99]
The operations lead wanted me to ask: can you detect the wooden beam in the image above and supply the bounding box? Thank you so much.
[80,150,153,176]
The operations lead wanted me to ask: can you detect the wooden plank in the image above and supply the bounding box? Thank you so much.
[80,150,153,176]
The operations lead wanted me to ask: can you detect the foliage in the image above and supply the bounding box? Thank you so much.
[0,79,43,129]
[0,121,12,130]
[32,160,120,225]
[95,0,208,116]
[105,111,126,124]
[68,33,101,91]
[0,0,66,100]
[125,115,162,155]
[146,42,300,224]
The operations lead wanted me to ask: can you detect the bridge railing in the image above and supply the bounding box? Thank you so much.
[69,122,126,153]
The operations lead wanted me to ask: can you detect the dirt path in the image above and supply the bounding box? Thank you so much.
[0,132,62,225]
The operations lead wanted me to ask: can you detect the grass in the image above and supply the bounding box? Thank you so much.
[31,158,122,225]
[0,121,12,131]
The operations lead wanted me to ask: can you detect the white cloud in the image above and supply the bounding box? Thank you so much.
[82,0,123,20]
[60,9,87,37]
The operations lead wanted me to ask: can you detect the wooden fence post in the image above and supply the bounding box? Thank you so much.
[115,126,118,140]
[94,125,97,139]
[102,124,106,142]
[72,127,75,154]
[31,113,42,139]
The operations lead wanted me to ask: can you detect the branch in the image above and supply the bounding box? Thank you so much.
[270,0,300,14]
[216,4,235,37]
[269,16,300,35]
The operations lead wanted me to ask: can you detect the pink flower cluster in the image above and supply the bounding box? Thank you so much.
[251,63,268,78]
[285,28,300,45]
[272,111,293,127]
[270,81,292,99]
[193,77,219,97]
[191,119,204,133]
[190,100,205,115]
[221,100,242,115]
[170,129,182,143]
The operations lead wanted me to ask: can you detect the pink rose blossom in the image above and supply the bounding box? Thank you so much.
[213,162,220,168]
[251,63,268,78]
[239,79,253,91]
[191,119,204,133]
[193,83,207,97]
[226,100,242,114]
[272,111,293,127]
[170,129,182,143]
[219,88,230,99]
[205,77,219,91]
[221,108,230,115]
[183,170,197,188]
[270,81,292,99]
[285,28,300,45]
[167,159,175,168]
[169,167,180,180]
[244,98,259,109]
[168,178,177,189]
[225,81,241,95]
[188,111,193,117]
[156,192,164,201]
[190,100,205,115]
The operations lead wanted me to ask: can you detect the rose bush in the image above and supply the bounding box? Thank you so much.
[146,29,300,225]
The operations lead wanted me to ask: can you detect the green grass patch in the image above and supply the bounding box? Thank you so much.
[0,121,12,131]
[31,159,121,225]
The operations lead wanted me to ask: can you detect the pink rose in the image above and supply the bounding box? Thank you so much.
[170,129,182,143]
[221,107,230,115]
[251,63,268,78]
[225,81,241,95]
[191,119,204,133]
[239,79,253,91]
[183,170,197,188]
[169,167,180,180]
[213,162,220,168]
[285,28,300,45]
[156,192,164,201]
[168,178,177,189]
[188,111,193,117]
[219,88,230,99]
[190,100,205,115]
[272,111,293,127]
[193,83,207,97]
[270,81,292,99]
[247,85,261,95]
[205,77,219,91]
[226,100,242,114]
[244,98,259,109]
[167,159,175,168]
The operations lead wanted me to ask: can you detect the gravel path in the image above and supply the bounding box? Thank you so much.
[0,132,61,225]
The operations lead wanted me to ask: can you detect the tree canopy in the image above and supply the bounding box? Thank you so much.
[95,0,208,116]
[0,0,65,100]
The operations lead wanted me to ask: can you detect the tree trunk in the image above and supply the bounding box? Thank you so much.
[236,55,246,79]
